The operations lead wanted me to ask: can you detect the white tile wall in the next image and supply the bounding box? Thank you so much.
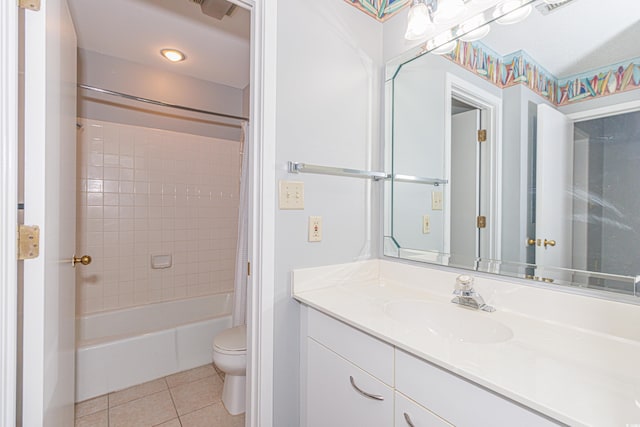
[76,119,241,315]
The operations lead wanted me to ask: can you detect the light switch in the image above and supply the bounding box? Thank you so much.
[308,216,322,242]
[432,191,443,211]
[279,180,304,210]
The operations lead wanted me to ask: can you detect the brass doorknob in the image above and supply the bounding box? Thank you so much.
[527,238,536,246]
[544,239,556,248]
[72,255,92,267]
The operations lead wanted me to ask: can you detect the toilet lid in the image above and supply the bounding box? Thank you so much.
[214,325,246,352]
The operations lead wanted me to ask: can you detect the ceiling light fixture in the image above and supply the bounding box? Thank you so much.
[160,48,186,63]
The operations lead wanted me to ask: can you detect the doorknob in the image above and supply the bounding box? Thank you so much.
[72,254,92,267]
[544,239,556,248]
[527,238,536,246]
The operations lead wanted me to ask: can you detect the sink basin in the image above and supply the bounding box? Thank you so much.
[384,300,513,344]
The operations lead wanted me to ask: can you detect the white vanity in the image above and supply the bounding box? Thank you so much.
[293,260,640,427]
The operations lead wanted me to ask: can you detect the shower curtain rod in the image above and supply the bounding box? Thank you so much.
[78,84,249,122]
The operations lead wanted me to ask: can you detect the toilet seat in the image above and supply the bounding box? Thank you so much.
[213,325,246,355]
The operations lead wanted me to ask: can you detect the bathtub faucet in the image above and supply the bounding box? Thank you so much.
[451,275,495,312]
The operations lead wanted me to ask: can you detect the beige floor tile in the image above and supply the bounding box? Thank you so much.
[179,402,244,427]
[166,364,216,388]
[76,395,108,418]
[170,375,223,416]
[109,390,177,427]
[109,378,168,407]
[153,418,181,427]
[75,409,108,427]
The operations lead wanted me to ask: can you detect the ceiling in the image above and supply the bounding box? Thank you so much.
[482,0,640,77]
[67,0,251,89]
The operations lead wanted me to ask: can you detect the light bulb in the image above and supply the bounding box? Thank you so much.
[494,2,532,25]
[433,0,466,24]
[405,1,433,41]
[160,49,186,63]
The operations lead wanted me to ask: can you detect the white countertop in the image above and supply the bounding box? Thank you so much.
[292,259,640,427]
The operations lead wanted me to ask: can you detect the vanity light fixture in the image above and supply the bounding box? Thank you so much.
[494,1,532,25]
[458,15,491,41]
[431,40,458,55]
[160,48,186,63]
[405,0,433,40]
[432,0,466,24]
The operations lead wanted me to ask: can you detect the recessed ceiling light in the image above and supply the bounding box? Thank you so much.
[160,49,186,63]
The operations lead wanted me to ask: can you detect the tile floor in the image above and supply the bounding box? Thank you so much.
[75,364,244,427]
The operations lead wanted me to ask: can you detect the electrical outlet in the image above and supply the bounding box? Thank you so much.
[279,180,304,210]
[422,215,430,234]
[308,216,322,242]
[432,191,443,211]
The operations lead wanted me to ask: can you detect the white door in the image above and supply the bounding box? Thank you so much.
[450,109,480,267]
[535,105,573,277]
[22,1,77,425]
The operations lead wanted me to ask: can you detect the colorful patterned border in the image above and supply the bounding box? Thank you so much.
[445,40,640,106]
[344,0,410,21]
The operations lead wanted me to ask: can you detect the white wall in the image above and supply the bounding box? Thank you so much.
[78,49,244,141]
[273,0,383,424]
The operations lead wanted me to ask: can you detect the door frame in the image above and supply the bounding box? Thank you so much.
[445,73,503,264]
[1,1,277,425]
[0,2,18,425]
[227,1,276,426]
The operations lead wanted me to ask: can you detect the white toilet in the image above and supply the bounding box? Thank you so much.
[212,325,247,415]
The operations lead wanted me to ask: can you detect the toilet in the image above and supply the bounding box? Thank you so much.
[212,325,247,415]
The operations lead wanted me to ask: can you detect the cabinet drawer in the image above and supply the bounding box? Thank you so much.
[396,350,562,427]
[395,392,453,427]
[305,338,394,427]
[306,308,394,386]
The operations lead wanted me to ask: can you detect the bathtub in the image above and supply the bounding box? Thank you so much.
[75,293,233,402]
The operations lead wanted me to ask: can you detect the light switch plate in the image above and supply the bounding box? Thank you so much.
[308,216,322,242]
[432,191,443,211]
[279,180,304,210]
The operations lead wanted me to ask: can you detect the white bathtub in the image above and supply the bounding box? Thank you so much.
[75,293,233,402]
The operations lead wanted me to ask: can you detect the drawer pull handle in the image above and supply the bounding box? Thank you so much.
[404,412,416,427]
[349,376,384,401]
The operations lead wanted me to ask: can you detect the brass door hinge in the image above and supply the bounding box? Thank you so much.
[18,0,41,11]
[17,225,40,260]
[247,261,251,276]
[476,216,487,229]
[477,129,487,142]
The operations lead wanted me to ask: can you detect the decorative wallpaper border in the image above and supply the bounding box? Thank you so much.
[446,40,640,106]
[344,0,410,21]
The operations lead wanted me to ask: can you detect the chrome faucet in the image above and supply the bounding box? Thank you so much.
[451,275,495,312]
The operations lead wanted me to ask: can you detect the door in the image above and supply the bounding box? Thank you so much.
[535,104,573,277]
[450,109,480,266]
[22,1,77,425]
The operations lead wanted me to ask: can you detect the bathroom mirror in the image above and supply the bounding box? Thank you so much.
[384,0,640,297]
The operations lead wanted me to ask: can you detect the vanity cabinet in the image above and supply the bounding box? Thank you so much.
[302,305,395,427]
[301,307,562,427]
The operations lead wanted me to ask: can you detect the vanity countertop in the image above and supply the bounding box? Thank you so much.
[292,259,640,427]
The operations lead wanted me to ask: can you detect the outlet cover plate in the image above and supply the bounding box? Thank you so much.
[308,216,322,242]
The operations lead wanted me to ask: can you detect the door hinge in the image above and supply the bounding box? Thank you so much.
[476,216,487,229]
[18,0,41,11]
[17,225,40,260]
[477,129,487,142]
[247,261,251,276]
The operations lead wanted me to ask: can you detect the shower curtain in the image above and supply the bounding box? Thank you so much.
[232,122,249,326]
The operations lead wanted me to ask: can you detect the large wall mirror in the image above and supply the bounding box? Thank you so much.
[384,0,640,298]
